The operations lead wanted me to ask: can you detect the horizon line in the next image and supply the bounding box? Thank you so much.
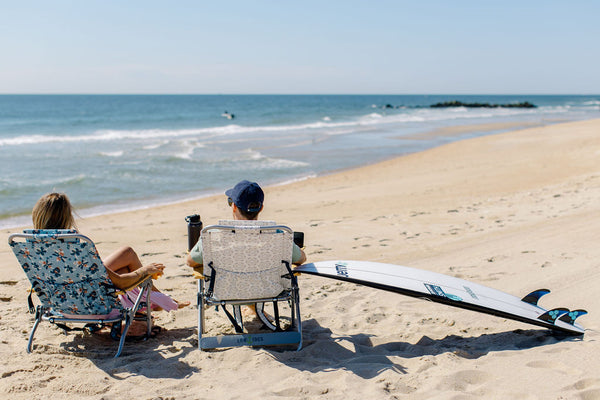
[1,93,599,96]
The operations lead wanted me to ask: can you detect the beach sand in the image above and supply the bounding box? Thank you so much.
[1,119,599,399]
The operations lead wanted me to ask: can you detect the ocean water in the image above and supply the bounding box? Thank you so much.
[1,94,599,228]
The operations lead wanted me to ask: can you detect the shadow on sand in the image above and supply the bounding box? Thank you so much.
[47,316,583,381]
[58,326,199,379]
[265,319,583,379]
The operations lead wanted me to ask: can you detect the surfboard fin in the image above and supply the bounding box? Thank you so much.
[558,309,588,325]
[521,289,551,306]
[538,307,569,324]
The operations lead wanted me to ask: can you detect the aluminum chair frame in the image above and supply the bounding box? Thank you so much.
[9,231,153,357]
[196,223,302,351]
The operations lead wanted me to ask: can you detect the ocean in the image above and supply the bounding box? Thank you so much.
[1,94,599,228]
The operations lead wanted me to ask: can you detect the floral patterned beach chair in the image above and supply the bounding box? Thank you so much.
[196,220,302,351]
[8,229,154,357]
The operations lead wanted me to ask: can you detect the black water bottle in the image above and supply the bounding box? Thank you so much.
[293,231,304,248]
[185,214,203,251]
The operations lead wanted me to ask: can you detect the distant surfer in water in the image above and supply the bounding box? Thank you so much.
[221,111,235,120]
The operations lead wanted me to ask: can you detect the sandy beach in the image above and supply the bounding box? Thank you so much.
[1,118,599,399]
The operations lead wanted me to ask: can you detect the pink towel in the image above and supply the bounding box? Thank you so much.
[119,287,178,312]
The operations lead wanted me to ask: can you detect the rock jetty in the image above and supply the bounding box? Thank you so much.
[429,101,536,108]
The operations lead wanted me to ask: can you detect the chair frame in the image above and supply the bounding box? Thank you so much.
[9,231,154,358]
[196,223,302,351]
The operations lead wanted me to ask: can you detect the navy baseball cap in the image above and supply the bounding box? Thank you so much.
[225,180,264,212]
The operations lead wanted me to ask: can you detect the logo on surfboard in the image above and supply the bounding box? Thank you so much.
[335,263,349,277]
[424,283,463,302]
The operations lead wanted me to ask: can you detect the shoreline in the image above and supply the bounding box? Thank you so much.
[1,118,599,398]
[0,117,582,231]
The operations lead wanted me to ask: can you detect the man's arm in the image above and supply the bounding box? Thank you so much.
[186,253,202,268]
[187,240,203,268]
[292,244,306,266]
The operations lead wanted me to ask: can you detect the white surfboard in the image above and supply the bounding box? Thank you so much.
[295,260,586,335]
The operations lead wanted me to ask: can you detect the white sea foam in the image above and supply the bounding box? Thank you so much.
[174,148,195,160]
[40,174,87,186]
[99,150,124,157]
[143,140,170,150]
[231,149,310,170]
[0,106,564,148]
[582,100,600,106]
[252,156,310,170]
[0,126,239,147]
[272,173,318,187]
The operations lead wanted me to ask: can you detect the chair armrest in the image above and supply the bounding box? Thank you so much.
[192,266,205,280]
[113,275,153,294]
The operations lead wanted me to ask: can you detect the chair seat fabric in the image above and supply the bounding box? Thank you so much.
[9,229,156,357]
[197,222,302,351]
[12,232,121,316]
[202,225,293,300]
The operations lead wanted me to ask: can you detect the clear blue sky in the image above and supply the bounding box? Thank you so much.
[1,1,598,94]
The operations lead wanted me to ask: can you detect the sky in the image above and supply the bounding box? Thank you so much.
[1,1,599,95]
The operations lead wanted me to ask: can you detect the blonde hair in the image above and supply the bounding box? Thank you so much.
[32,193,76,230]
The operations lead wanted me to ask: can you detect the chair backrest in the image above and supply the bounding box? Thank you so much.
[9,229,122,316]
[201,222,294,300]
[217,220,276,226]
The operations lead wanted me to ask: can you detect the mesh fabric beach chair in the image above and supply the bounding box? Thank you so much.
[8,229,154,357]
[196,220,302,351]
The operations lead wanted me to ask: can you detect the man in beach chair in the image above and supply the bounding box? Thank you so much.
[194,221,302,350]
[186,180,305,350]
[9,229,158,357]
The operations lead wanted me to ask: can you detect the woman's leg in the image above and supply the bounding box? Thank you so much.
[103,246,162,290]
[103,246,143,275]
[104,246,190,309]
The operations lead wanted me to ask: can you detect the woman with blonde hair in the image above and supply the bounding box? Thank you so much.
[32,192,188,310]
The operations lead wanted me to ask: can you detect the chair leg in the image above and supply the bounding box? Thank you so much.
[143,284,152,337]
[26,317,42,353]
[292,288,302,351]
[198,280,204,350]
[114,280,152,358]
[233,305,244,332]
[115,312,132,358]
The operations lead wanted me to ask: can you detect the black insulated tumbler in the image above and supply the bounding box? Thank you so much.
[185,214,203,251]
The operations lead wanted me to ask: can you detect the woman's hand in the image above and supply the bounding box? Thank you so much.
[141,263,165,279]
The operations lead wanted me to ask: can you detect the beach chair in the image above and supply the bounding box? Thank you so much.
[195,220,302,351]
[8,229,154,357]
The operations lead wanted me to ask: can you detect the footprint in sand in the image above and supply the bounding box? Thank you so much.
[447,266,478,279]
[526,360,580,375]
[480,271,507,282]
[370,215,388,221]
[379,238,391,247]
[140,252,166,257]
[579,389,600,400]
[309,245,332,255]
[0,281,18,302]
[435,370,493,391]
[563,378,600,391]
[145,238,169,243]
